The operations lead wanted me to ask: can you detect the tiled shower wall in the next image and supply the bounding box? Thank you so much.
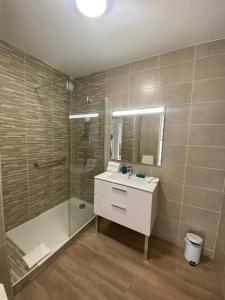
[69,73,105,202]
[75,38,225,258]
[0,155,12,299]
[0,41,69,231]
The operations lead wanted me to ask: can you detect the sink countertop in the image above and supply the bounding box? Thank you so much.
[94,172,158,193]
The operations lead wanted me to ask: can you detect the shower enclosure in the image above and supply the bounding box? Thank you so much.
[0,42,105,288]
[69,75,106,237]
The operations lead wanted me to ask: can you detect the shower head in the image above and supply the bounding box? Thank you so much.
[86,97,93,104]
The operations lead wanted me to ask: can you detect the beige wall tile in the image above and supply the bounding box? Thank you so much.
[187,146,225,169]
[190,101,225,124]
[106,64,130,79]
[183,185,223,211]
[153,231,178,245]
[181,204,220,232]
[189,125,225,147]
[195,54,225,80]
[165,104,190,125]
[179,222,217,250]
[160,46,195,66]
[196,39,225,58]
[185,166,224,190]
[159,181,183,202]
[153,215,179,239]
[159,61,194,86]
[164,125,188,145]
[193,78,225,103]
[157,83,192,105]
[107,93,129,110]
[129,87,157,108]
[130,69,158,90]
[131,56,159,73]
[192,78,225,102]
[131,164,152,177]
[158,198,181,220]
[106,76,129,95]
[162,145,186,165]
[152,164,185,184]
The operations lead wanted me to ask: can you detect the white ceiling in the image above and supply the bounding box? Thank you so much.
[1,0,225,78]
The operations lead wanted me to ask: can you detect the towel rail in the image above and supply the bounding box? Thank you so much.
[33,157,66,169]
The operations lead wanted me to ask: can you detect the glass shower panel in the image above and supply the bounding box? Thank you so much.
[69,77,105,236]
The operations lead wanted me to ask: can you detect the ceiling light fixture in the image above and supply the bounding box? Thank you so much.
[76,0,107,18]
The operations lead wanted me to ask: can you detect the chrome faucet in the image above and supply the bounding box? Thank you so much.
[127,166,133,179]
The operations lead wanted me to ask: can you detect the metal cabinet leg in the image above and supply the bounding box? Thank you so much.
[144,235,149,260]
[95,215,99,233]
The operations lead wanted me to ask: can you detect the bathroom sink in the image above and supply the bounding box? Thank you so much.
[95,172,158,192]
[107,173,147,184]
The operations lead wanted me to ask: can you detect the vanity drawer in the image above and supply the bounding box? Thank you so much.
[95,179,129,204]
[94,180,153,235]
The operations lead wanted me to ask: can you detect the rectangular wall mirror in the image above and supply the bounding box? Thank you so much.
[111,107,165,166]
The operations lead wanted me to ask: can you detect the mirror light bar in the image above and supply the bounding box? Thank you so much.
[112,107,164,117]
[69,113,99,119]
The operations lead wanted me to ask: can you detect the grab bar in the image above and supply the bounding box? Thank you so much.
[33,157,66,169]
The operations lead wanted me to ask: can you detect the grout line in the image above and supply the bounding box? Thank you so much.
[158,162,225,172]
[159,197,222,214]
[165,123,225,126]
[161,181,224,193]
[196,51,225,61]
[158,58,194,69]
[177,45,197,244]
[164,143,225,149]
[184,165,225,171]
[193,75,225,82]
[105,76,225,98]
[191,99,225,104]
[105,76,225,91]
[161,161,225,172]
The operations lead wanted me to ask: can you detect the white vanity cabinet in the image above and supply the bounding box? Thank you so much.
[94,172,158,259]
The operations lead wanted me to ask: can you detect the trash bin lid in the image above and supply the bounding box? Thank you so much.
[186,233,203,245]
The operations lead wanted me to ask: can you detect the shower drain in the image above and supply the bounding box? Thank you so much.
[79,203,86,209]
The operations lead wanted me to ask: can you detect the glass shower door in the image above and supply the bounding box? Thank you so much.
[68,82,105,236]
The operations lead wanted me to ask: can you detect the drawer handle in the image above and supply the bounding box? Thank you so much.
[112,203,127,210]
[112,187,127,193]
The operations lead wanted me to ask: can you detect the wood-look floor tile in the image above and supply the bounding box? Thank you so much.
[15,222,223,300]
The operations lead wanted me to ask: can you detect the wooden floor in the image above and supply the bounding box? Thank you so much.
[15,219,223,300]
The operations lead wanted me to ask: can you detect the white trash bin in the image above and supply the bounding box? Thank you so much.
[184,233,203,266]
